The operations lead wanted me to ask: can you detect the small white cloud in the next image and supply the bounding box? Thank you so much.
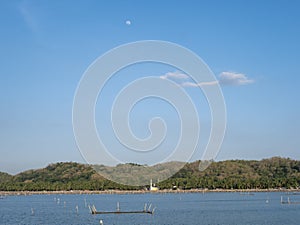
[181,81,218,87]
[161,71,218,87]
[159,71,189,80]
[219,72,254,86]
[159,71,254,88]
[125,20,131,25]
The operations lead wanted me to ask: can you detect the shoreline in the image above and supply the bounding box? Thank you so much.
[1,188,299,196]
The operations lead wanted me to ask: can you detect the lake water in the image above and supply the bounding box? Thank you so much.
[1,192,300,225]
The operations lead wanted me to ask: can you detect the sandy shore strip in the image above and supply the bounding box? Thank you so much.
[1,188,299,196]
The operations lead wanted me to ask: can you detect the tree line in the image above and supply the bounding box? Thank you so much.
[0,157,299,191]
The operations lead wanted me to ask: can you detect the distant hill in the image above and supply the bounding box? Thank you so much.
[162,157,300,189]
[1,162,109,191]
[0,172,12,183]
[93,161,185,186]
[13,162,100,183]
[0,157,299,191]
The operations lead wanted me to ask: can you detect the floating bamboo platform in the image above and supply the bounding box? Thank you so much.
[89,203,155,215]
[281,196,300,204]
[91,210,154,215]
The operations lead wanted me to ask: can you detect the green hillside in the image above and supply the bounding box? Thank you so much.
[0,172,12,183]
[13,162,98,183]
[159,157,300,189]
[0,157,299,191]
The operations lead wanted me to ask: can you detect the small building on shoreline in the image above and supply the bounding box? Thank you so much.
[149,179,159,191]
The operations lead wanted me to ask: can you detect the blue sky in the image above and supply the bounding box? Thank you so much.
[0,0,300,174]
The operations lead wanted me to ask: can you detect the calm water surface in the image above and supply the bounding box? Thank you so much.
[1,192,300,225]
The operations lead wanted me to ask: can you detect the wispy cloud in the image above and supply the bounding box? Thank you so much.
[18,1,38,33]
[160,71,189,80]
[219,72,254,86]
[160,71,254,87]
[181,81,218,87]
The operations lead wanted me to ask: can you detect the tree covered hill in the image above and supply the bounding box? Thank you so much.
[13,162,98,183]
[0,172,12,183]
[0,157,299,191]
[161,157,300,189]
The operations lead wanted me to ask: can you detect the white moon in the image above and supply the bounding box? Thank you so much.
[125,20,131,25]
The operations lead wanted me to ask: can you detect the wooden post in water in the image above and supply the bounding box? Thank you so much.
[117,202,120,212]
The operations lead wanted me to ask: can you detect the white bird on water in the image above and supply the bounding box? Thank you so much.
[99,219,103,225]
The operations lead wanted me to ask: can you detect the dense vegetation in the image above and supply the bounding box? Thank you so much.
[0,172,12,183]
[0,157,299,191]
[161,157,300,190]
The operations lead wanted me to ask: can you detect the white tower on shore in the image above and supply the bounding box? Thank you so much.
[150,179,159,191]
